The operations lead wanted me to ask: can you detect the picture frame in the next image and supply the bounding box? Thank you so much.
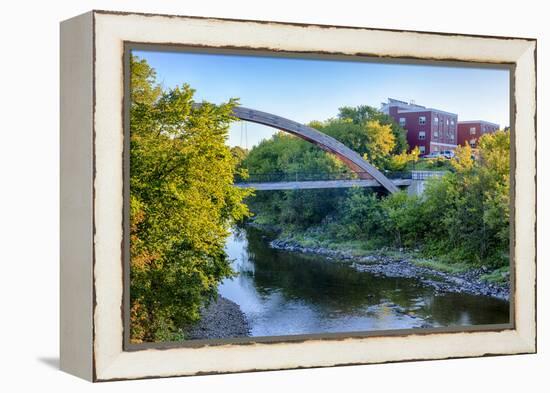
[60,10,537,381]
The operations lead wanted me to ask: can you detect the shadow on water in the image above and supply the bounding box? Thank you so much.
[219,226,509,338]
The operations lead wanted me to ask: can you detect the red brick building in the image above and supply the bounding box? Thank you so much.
[457,121,500,148]
[380,98,458,156]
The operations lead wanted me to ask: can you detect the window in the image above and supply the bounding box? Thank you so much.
[418,131,426,140]
[433,130,439,138]
[470,127,476,135]
[446,119,449,126]
[451,119,455,126]
[399,117,406,126]
[433,116,439,125]
[419,116,426,125]
[449,133,454,141]
[470,139,476,147]
[433,145,439,152]
[419,145,426,154]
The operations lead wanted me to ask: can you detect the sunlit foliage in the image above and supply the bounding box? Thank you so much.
[129,55,252,342]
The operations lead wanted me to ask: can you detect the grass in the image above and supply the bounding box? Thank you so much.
[322,240,373,255]
[479,266,510,285]
[410,258,471,274]
[282,229,379,256]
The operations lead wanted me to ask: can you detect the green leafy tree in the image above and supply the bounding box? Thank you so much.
[242,132,349,227]
[337,105,408,154]
[378,192,428,248]
[230,146,250,181]
[477,131,510,255]
[243,132,348,178]
[421,131,510,266]
[230,145,248,163]
[129,55,252,343]
[340,188,384,238]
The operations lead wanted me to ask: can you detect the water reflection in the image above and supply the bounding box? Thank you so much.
[219,227,509,338]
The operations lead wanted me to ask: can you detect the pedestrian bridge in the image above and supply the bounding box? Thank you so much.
[234,171,446,193]
[222,105,400,193]
[193,103,446,193]
[235,178,412,191]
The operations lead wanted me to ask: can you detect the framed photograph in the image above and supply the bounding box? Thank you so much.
[60,10,537,381]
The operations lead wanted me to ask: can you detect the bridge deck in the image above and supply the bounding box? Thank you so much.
[235,179,412,191]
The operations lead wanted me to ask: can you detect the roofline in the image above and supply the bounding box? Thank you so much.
[383,98,459,117]
[458,120,500,127]
[395,108,458,117]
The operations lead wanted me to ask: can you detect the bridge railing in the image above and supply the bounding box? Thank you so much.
[410,170,447,181]
[381,170,413,180]
[235,171,413,184]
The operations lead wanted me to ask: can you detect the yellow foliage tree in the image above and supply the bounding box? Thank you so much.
[451,143,474,172]
[364,120,396,164]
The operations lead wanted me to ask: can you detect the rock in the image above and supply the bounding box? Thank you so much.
[184,296,250,340]
[267,234,509,301]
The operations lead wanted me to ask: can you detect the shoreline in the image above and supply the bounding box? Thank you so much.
[184,295,250,340]
[186,226,509,340]
[269,236,510,301]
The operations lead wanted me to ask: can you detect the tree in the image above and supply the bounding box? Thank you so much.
[477,131,510,253]
[230,146,249,181]
[451,143,474,172]
[379,191,427,248]
[337,105,409,153]
[129,55,252,342]
[362,120,396,165]
[230,146,248,163]
[421,130,510,266]
[387,146,420,171]
[241,132,349,228]
[242,132,348,178]
[340,188,383,238]
[130,56,162,105]
[315,119,397,168]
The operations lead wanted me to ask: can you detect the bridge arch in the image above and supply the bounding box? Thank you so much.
[230,106,399,194]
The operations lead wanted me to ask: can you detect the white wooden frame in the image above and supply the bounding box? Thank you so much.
[60,10,537,381]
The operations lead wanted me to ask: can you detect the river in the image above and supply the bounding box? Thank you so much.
[218,227,509,338]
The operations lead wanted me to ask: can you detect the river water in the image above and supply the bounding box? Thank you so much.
[218,227,509,338]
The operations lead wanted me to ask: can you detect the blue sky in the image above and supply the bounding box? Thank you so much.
[134,50,510,148]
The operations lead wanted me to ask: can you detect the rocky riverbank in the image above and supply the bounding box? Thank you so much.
[185,296,250,340]
[270,238,510,301]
